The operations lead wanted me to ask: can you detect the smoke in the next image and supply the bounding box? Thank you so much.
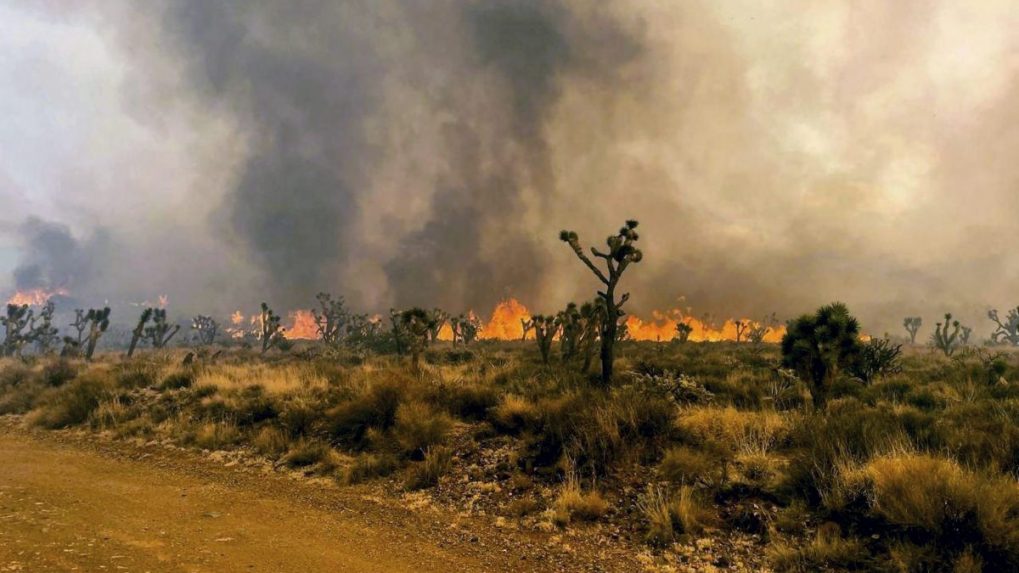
[11,217,102,292]
[2,1,1017,335]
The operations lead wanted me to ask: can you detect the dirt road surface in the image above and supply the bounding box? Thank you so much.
[0,425,634,572]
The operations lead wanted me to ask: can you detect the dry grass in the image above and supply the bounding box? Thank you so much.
[404,446,453,490]
[195,363,328,395]
[637,485,715,546]
[551,474,609,526]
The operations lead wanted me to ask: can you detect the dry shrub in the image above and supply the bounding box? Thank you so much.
[253,426,289,457]
[344,453,400,484]
[30,374,110,429]
[192,422,241,450]
[637,485,714,546]
[393,400,452,456]
[488,394,539,435]
[195,363,327,394]
[404,446,453,490]
[326,379,405,447]
[283,439,332,468]
[552,474,608,526]
[677,406,789,452]
[768,526,870,572]
[659,445,717,485]
[90,397,130,431]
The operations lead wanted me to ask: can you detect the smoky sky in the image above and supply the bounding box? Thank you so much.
[1,1,1017,335]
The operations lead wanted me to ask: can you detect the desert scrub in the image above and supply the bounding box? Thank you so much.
[637,485,714,546]
[253,426,289,457]
[326,379,405,448]
[488,394,539,435]
[344,452,400,484]
[768,524,870,572]
[29,373,111,429]
[404,445,453,490]
[827,451,1019,569]
[283,439,334,468]
[551,474,608,526]
[392,400,453,457]
[658,445,718,486]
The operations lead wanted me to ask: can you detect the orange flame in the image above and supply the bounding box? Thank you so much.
[468,298,786,343]
[287,309,319,340]
[481,300,531,340]
[6,288,68,306]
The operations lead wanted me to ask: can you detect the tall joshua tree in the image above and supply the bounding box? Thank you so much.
[258,303,286,354]
[560,220,643,385]
[903,317,923,345]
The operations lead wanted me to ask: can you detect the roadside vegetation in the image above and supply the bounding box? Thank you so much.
[3,325,1019,571]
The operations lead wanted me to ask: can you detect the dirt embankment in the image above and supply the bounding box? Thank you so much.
[0,421,639,573]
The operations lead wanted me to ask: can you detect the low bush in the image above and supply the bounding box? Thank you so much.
[404,445,453,490]
[392,400,452,457]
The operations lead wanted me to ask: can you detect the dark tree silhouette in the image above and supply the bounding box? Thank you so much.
[560,220,643,385]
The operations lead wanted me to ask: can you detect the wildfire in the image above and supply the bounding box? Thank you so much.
[287,309,319,340]
[481,299,531,340]
[472,298,786,343]
[6,288,68,306]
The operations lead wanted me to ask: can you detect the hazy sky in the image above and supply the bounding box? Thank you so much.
[0,1,1016,336]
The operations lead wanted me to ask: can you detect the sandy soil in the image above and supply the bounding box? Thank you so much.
[0,423,635,572]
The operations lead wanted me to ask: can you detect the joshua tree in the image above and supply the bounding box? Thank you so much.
[389,308,407,355]
[29,302,60,354]
[931,313,962,357]
[560,219,643,385]
[903,317,923,345]
[850,337,903,384]
[520,318,534,341]
[615,317,630,342]
[312,293,350,346]
[559,302,581,360]
[532,314,560,365]
[398,307,436,372]
[145,308,180,349]
[63,307,111,361]
[988,307,1019,346]
[427,308,449,342]
[450,314,481,346]
[258,302,286,354]
[127,308,153,358]
[781,302,862,407]
[960,326,973,346]
[577,301,604,372]
[1,304,32,357]
[734,320,749,343]
[674,322,693,343]
[191,315,219,346]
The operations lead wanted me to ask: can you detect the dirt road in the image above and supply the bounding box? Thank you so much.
[0,426,627,572]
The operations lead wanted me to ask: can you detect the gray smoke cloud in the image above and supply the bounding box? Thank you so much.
[1,1,1017,337]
